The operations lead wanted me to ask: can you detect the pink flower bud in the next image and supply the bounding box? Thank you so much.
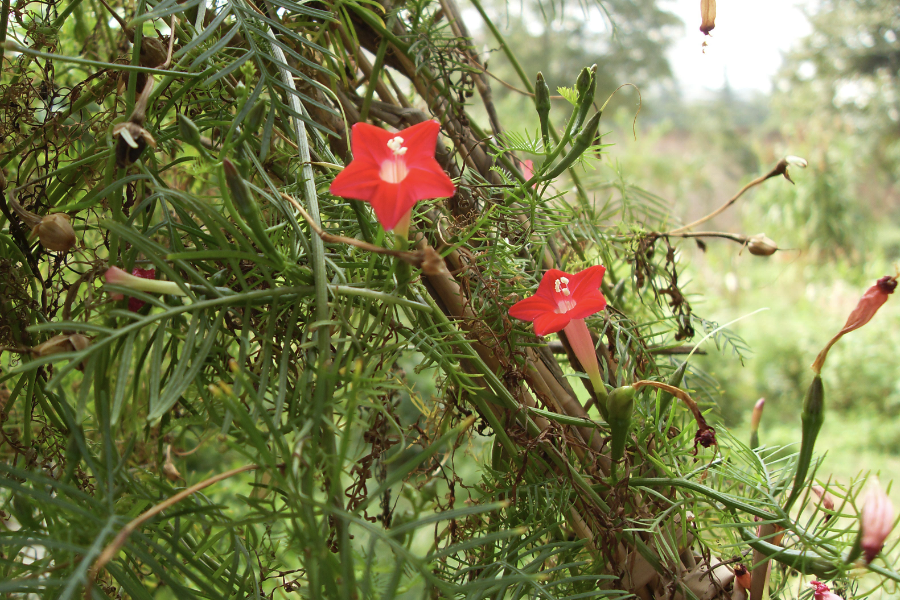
[861,478,895,563]
[750,397,765,432]
[810,581,843,600]
[811,485,836,521]
[104,266,185,299]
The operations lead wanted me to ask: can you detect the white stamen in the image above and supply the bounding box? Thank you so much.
[387,136,408,156]
[555,277,571,297]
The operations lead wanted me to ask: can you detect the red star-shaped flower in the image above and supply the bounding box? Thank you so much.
[509,266,607,336]
[329,120,456,231]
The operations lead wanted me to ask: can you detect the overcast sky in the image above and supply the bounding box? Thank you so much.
[663,0,813,97]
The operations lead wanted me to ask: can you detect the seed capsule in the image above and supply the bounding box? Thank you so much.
[9,198,76,252]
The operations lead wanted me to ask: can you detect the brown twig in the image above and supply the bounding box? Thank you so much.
[85,464,259,598]
[666,158,798,235]
[279,192,433,268]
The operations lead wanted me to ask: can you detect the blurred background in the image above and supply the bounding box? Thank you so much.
[466,0,900,496]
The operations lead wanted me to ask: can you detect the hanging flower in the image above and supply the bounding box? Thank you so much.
[509,266,607,394]
[810,581,843,600]
[329,120,456,232]
[812,275,898,373]
[861,478,895,564]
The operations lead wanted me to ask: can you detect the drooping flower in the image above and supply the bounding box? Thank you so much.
[861,478,895,564]
[329,120,456,232]
[812,275,897,374]
[810,581,843,600]
[811,484,836,521]
[509,266,607,394]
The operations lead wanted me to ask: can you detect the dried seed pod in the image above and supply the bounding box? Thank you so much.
[747,233,778,256]
[10,198,77,252]
[113,121,157,168]
[31,334,90,359]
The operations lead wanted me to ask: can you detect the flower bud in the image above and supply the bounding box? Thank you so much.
[178,113,204,149]
[104,266,185,297]
[810,581,843,600]
[811,484,836,520]
[535,72,552,148]
[749,397,764,449]
[606,385,636,476]
[861,478,894,563]
[747,234,778,256]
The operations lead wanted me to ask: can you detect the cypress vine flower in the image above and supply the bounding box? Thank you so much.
[509,266,607,395]
[329,120,456,234]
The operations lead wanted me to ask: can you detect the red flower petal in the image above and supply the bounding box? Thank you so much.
[533,312,572,336]
[396,121,442,166]
[567,296,607,320]
[348,122,394,164]
[569,265,606,296]
[509,295,558,321]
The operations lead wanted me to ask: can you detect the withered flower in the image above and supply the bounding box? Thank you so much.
[700,0,716,34]
[113,76,157,168]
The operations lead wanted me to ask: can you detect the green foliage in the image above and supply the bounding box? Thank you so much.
[1,0,899,598]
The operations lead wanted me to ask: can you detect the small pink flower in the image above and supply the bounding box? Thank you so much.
[810,581,843,600]
[329,120,456,231]
[861,478,895,563]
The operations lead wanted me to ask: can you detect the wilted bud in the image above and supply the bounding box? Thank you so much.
[162,445,182,482]
[30,333,89,358]
[861,478,894,563]
[113,121,157,168]
[747,234,778,256]
[811,485,836,520]
[813,275,897,373]
[773,154,808,184]
[700,0,716,34]
[733,564,751,591]
[810,581,843,600]
[31,334,90,370]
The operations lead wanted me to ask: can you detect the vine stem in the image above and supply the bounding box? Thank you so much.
[85,464,259,598]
